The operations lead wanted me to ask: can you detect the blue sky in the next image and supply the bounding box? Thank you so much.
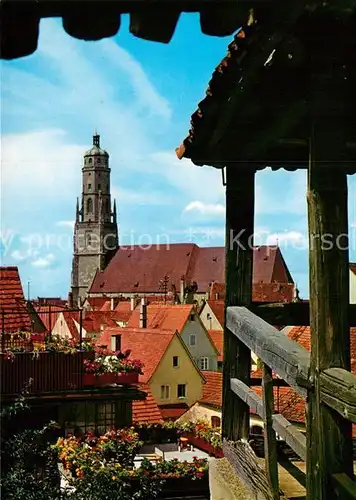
[1,15,355,299]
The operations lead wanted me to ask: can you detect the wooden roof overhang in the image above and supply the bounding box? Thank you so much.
[2,0,278,60]
[176,4,356,173]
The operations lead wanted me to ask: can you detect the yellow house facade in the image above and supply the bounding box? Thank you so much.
[149,333,205,407]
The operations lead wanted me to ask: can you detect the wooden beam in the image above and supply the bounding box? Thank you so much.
[251,302,356,327]
[332,473,356,500]
[320,368,356,424]
[222,166,255,441]
[262,364,279,499]
[272,414,306,462]
[227,306,310,397]
[222,439,274,500]
[306,22,353,494]
[231,378,263,417]
[231,378,307,461]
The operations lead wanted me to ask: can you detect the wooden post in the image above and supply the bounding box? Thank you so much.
[222,165,255,441]
[306,13,353,499]
[262,363,279,499]
[307,146,353,498]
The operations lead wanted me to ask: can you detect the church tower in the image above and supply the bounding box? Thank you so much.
[71,133,118,306]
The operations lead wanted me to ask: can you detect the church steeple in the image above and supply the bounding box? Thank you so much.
[71,133,118,306]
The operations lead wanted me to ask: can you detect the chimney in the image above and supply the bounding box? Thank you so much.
[139,298,147,328]
[180,276,185,304]
[111,334,121,352]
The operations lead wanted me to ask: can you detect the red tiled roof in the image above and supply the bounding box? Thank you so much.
[207,300,225,328]
[34,305,63,331]
[113,301,133,323]
[90,244,293,295]
[200,371,223,407]
[350,263,356,276]
[133,384,163,424]
[199,370,305,423]
[207,330,223,362]
[0,267,32,333]
[209,282,295,303]
[86,297,110,311]
[127,304,193,332]
[99,327,176,383]
[82,311,118,333]
[61,311,81,339]
[159,404,189,420]
[100,300,112,311]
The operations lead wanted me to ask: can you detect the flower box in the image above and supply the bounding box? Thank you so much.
[185,433,223,458]
[83,372,139,386]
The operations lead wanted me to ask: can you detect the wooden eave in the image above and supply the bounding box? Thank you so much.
[176,6,356,173]
[1,0,266,60]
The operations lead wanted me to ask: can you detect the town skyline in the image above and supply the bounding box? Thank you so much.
[1,16,356,298]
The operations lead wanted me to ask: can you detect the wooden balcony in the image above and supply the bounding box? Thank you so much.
[0,351,88,395]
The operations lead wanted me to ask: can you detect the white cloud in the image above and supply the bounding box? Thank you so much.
[56,220,75,229]
[31,253,56,268]
[266,231,308,249]
[11,250,28,261]
[183,201,225,217]
[102,41,172,120]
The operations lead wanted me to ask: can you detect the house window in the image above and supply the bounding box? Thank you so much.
[88,183,92,190]
[177,384,186,399]
[172,356,179,367]
[189,314,195,321]
[97,402,116,434]
[211,416,221,428]
[160,385,170,400]
[189,334,196,346]
[200,357,209,370]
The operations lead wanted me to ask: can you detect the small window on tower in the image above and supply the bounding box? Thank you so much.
[98,184,101,190]
[87,198,93,213]
[97,158,101,164]
[88,158,93,164]
[88,184,92,190]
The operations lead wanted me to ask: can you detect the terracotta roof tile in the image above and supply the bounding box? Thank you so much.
[209,282,295,303]
[61,311,81,339]
[0,266,32,332]
[90,244,293,295]
[127,304,193,332]
[200,371,223,407]
[159,404,189,420]
[207,300,225,328]
[82,311,118,333]
[133,384,163,424]
[207,330,223,362]
[86,297,110,310]
[99,327,176,383]
[113,301,135,323]
[34,305,63,331]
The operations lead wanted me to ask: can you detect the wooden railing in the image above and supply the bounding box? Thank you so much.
[0,351,87,395]
[224,306,356,500]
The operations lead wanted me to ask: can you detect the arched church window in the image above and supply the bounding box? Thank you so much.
[87,198,93,213]
[87,233,92,247]
[88,158,93,164]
